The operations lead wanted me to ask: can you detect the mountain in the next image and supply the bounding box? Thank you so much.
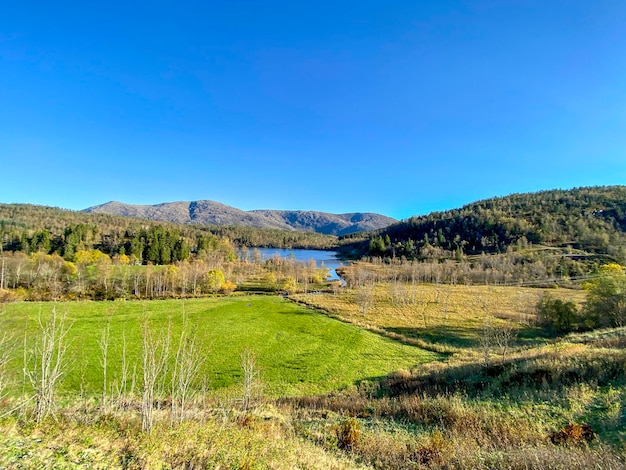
[250,210,395,236]
[83,200,396,236]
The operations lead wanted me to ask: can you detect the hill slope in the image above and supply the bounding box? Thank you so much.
[84,200,396,236]
[0,203,341,256]
[343,186,626,263]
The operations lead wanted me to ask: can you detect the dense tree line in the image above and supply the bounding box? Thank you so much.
[0,249,331,301]
[339,186,626,271]
[338,245,616,289]
[2,223,195,265]
[206,225,338,250]
[0,204,339,261]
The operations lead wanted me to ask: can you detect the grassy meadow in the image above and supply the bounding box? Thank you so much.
[1,283,625,469]
[293,284,588,353]
[0,295,440,397]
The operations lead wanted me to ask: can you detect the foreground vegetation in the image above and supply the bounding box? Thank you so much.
[1,277,625,468]
[2,360,624,470]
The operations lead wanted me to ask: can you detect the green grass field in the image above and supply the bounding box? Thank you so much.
[1,296,441,397]
[1,291,625,469]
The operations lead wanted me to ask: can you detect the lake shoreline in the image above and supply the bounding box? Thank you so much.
[238,247,347,281]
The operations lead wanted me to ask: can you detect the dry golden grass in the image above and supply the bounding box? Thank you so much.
[0,403,372,469]
[288,384,626,470]
[293,283,587,353]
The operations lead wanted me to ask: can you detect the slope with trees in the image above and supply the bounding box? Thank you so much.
[340,186,626,273]
[0,203,340,260]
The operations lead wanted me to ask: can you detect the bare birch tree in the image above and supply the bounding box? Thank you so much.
[355,284,374,317]
[0,332,13,404]
[98,319,111,411]
[241,347,261,412]
[170,311,204,424]
[141,317,170,433]
[24,306,71,422]
[493,323,517,361]
[112,330,131,408]
[480,315,494,367]
[0,307,13,404]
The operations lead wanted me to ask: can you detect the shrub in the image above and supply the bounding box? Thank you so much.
[335,417,361,451]
[583,264,626,328]
[538,294,579,334]
[412,430,449,467]
[550,423,595,445]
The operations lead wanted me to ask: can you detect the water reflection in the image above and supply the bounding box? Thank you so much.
[238,247,344,280]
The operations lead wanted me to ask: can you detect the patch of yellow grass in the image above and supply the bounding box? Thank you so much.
[0,405,371,470]
[293,284,586,352]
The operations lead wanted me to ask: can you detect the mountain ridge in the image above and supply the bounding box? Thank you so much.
[84,200,397,236]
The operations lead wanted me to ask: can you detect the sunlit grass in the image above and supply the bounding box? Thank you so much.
[1,296,440,397]
[293,284,587,351]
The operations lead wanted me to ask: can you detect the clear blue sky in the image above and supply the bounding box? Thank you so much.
[1,1,625,220]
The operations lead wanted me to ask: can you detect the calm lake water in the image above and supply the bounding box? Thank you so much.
[238,247,344,280]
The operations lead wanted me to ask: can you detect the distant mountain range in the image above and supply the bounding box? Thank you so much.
[83,200,397,236]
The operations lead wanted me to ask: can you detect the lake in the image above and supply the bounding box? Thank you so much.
[238,247,345,280]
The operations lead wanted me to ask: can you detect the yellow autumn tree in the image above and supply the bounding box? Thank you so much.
[583,263,626,328]
[205,269,225,293]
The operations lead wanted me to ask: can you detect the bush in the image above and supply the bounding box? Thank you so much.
[538,294,579,334]
[335,417,361,451]
[550,423,595,445]
[539,264,626,333]
[583,264,626,328]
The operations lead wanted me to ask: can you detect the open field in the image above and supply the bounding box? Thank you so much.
[0,296,440,397]
[1,285,625,469]
[293,284,588,352]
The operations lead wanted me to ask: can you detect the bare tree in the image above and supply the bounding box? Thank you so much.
[113,330,130,407]
[389,281,408,306]
[353,265,368,289]
[415,301,428,328]
[170,312,204,424]
[240,347,261,412]
[493,323,517,361]
[0,307,13,404]
[480,315,494,367]
[130,363,138,399]
[24,306,72,422]
[0,332,13,404]
[98,320,111,411]
[141,317,170,432]
[441,285,451,320]
[0,256,6,291]
[355,284,374,317]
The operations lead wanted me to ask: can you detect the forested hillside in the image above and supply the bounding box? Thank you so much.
[0,204,338,263]
[339,186,626,277]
